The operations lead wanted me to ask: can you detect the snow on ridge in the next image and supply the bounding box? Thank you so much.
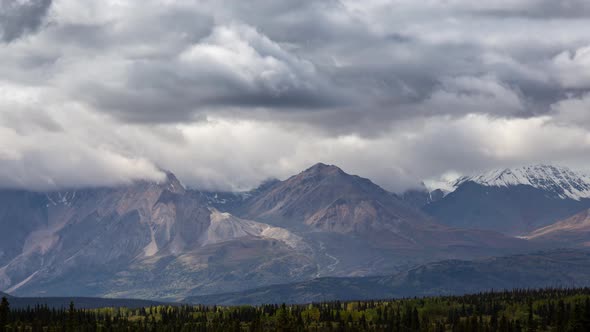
[45,191,77,207]
[453,165,590,200]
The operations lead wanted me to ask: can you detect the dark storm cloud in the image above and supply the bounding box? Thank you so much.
[17,0,583,128]
[64,22,350,123]
[2,0,590,191]
[0,0,52,42]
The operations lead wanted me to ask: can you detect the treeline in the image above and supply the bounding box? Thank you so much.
[1,288,590,331]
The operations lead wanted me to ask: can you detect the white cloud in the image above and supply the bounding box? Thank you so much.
[420,75,525,116]
[178,23,318,98]
[551,93,590,127]
[553,45,590,89]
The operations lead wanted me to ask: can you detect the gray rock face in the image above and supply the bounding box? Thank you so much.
[0,190,47,267]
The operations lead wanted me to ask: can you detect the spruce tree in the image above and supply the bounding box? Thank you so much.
[67,301,75,332]
[0,297,8,332]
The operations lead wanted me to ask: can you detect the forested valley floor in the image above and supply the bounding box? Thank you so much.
[1,288,590,331]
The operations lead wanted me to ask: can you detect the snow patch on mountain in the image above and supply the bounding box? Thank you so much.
[202,210,304,249]
[453,165,590,200]
[45,191,77,207]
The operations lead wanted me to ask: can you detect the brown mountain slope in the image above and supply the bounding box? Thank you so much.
[526,209,590,247]
[237,163,525,250]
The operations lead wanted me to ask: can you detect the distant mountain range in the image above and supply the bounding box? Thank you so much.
[186,249,590,305]
[1,162,590,304]
[454,165,590,200]
[424,165,590,235]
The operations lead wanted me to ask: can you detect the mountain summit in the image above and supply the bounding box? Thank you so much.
[302,162,345,174]
[238,162,428,235]
[236,163,522,251]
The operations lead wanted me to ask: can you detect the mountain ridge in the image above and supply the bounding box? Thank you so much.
[453,164,590,200]
[234,163,525,251]
[426,165,590,235]
[0,174,316,300]
[186,249,590,305]
[0,162,582,301]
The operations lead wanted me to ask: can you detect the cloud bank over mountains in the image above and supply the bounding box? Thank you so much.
[1,0,590,192]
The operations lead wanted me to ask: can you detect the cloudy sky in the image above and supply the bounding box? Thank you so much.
[1,0,590,192]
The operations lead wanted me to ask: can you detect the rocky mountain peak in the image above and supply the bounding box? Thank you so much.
[301,163,345,176]
[137,170,186,195]
[160,171,185,194]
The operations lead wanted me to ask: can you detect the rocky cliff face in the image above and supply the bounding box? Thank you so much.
[0,173,314,300]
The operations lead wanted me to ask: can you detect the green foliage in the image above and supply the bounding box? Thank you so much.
[2,288,590,331]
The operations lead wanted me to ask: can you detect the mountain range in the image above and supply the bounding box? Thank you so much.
[0,173,316,300]
[1,162,589,303]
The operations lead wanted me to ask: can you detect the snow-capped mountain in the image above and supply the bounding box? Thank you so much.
[425,165,590,235]
[453,165,590,200]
